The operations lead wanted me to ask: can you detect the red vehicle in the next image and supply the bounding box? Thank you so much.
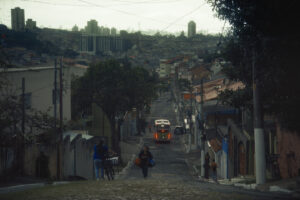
[153,119,171,143]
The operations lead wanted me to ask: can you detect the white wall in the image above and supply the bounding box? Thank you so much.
[4,66,87,122]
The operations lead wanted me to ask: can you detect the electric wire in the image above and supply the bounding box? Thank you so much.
[162,2,207,31]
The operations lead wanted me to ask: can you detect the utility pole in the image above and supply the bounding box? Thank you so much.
[57,57,64,180]
[21,77,25,175]
[188,89,192,153]
[54,59,57,131]
[59,57,63,139]
[200,78,205,178]
[54,58,60,179]
[21,77,25,134]
[194,96,198,149]
[252,48,266,184]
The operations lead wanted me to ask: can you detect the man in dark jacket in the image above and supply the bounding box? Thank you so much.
[93,140,108,180]
[139,145,153,178]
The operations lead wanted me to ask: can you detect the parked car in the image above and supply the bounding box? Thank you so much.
[173,126,186,135]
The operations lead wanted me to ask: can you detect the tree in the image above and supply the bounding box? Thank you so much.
[208,0,300,132]
[72,59,158,150]
[72,25,79,32]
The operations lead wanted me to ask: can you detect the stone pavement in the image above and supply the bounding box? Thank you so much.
[0,179,262,200]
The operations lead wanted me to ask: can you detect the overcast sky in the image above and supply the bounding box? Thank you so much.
[0,0,229,34]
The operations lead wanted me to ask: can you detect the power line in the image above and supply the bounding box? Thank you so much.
[17,0,207,30]
[20,0,90,7]
[76,0,187,27]
[20,0,186,27]
[162,2,207,31]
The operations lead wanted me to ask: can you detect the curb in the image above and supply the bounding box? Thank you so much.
[115,137,144,180]
[0,181,69,194]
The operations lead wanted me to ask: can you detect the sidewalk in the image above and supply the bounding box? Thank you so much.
[116,115,153,180]
[180,134,300,198]
[0,181,69,194]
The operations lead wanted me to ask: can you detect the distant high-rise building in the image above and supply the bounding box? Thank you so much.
[103,27,110,36]
[110,27,117,36]
[85,19,99,35]
[11,7,25,31]
[188,21,196,38]
[25,19,36,30]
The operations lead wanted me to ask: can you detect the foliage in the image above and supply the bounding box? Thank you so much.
[72,59,158,148]
[63,48,79,58]
[0,28,62,55]
[208,0,300,132]
[72,59,157,120]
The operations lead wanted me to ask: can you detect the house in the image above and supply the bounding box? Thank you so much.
[192,77,250,179]
[192,72,300,180]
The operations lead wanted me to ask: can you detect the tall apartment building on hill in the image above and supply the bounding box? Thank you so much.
[11,7,25,31]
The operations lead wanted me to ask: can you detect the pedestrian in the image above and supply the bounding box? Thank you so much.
[138,145,153,179]
[204,153,210,179]
[93,140,108,181]
[210,159,218,183]
[148,123,152,133]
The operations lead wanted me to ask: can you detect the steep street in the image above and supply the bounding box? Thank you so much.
[0,92,295,200]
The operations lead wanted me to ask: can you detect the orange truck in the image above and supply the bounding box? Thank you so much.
[153,119,171,144]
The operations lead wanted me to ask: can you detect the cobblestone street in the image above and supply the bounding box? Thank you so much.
[0,179,258,200]
[0,93,296,200]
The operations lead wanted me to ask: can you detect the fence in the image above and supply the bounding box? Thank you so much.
[0,133,105,180]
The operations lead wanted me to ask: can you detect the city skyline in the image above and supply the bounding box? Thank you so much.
[0,0,230,34]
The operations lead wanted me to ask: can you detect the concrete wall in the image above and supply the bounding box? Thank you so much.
[0,133,101,180]
[91,103,112,149]
[63,134,100,180]
[24,143,58,179]
[119,139,141,164]
[0,148,15,175]
[120,112,137,140]
[277,125,300,178]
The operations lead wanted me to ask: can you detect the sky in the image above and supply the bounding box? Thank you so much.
[0,0,230,34]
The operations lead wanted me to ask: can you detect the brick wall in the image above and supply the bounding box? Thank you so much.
[276,125,300,178]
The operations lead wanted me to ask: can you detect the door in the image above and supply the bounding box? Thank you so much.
[238,142,246,175]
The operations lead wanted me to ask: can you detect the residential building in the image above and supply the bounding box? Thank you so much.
[25,19,36,30]
[111,27,117,36]
[11,7,25,31]
[85,19,99,35]
[80,34,129,55]
[102,27,110,36]
[188,21,196,38]
[158,59,168,78]
[2,65,87,126]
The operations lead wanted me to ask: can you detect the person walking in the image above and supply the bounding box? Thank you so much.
[210,159,218,183]
[138,145,153,179]
[204,153,210,179]
[93,140,108,181]
[148,123,152,133]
